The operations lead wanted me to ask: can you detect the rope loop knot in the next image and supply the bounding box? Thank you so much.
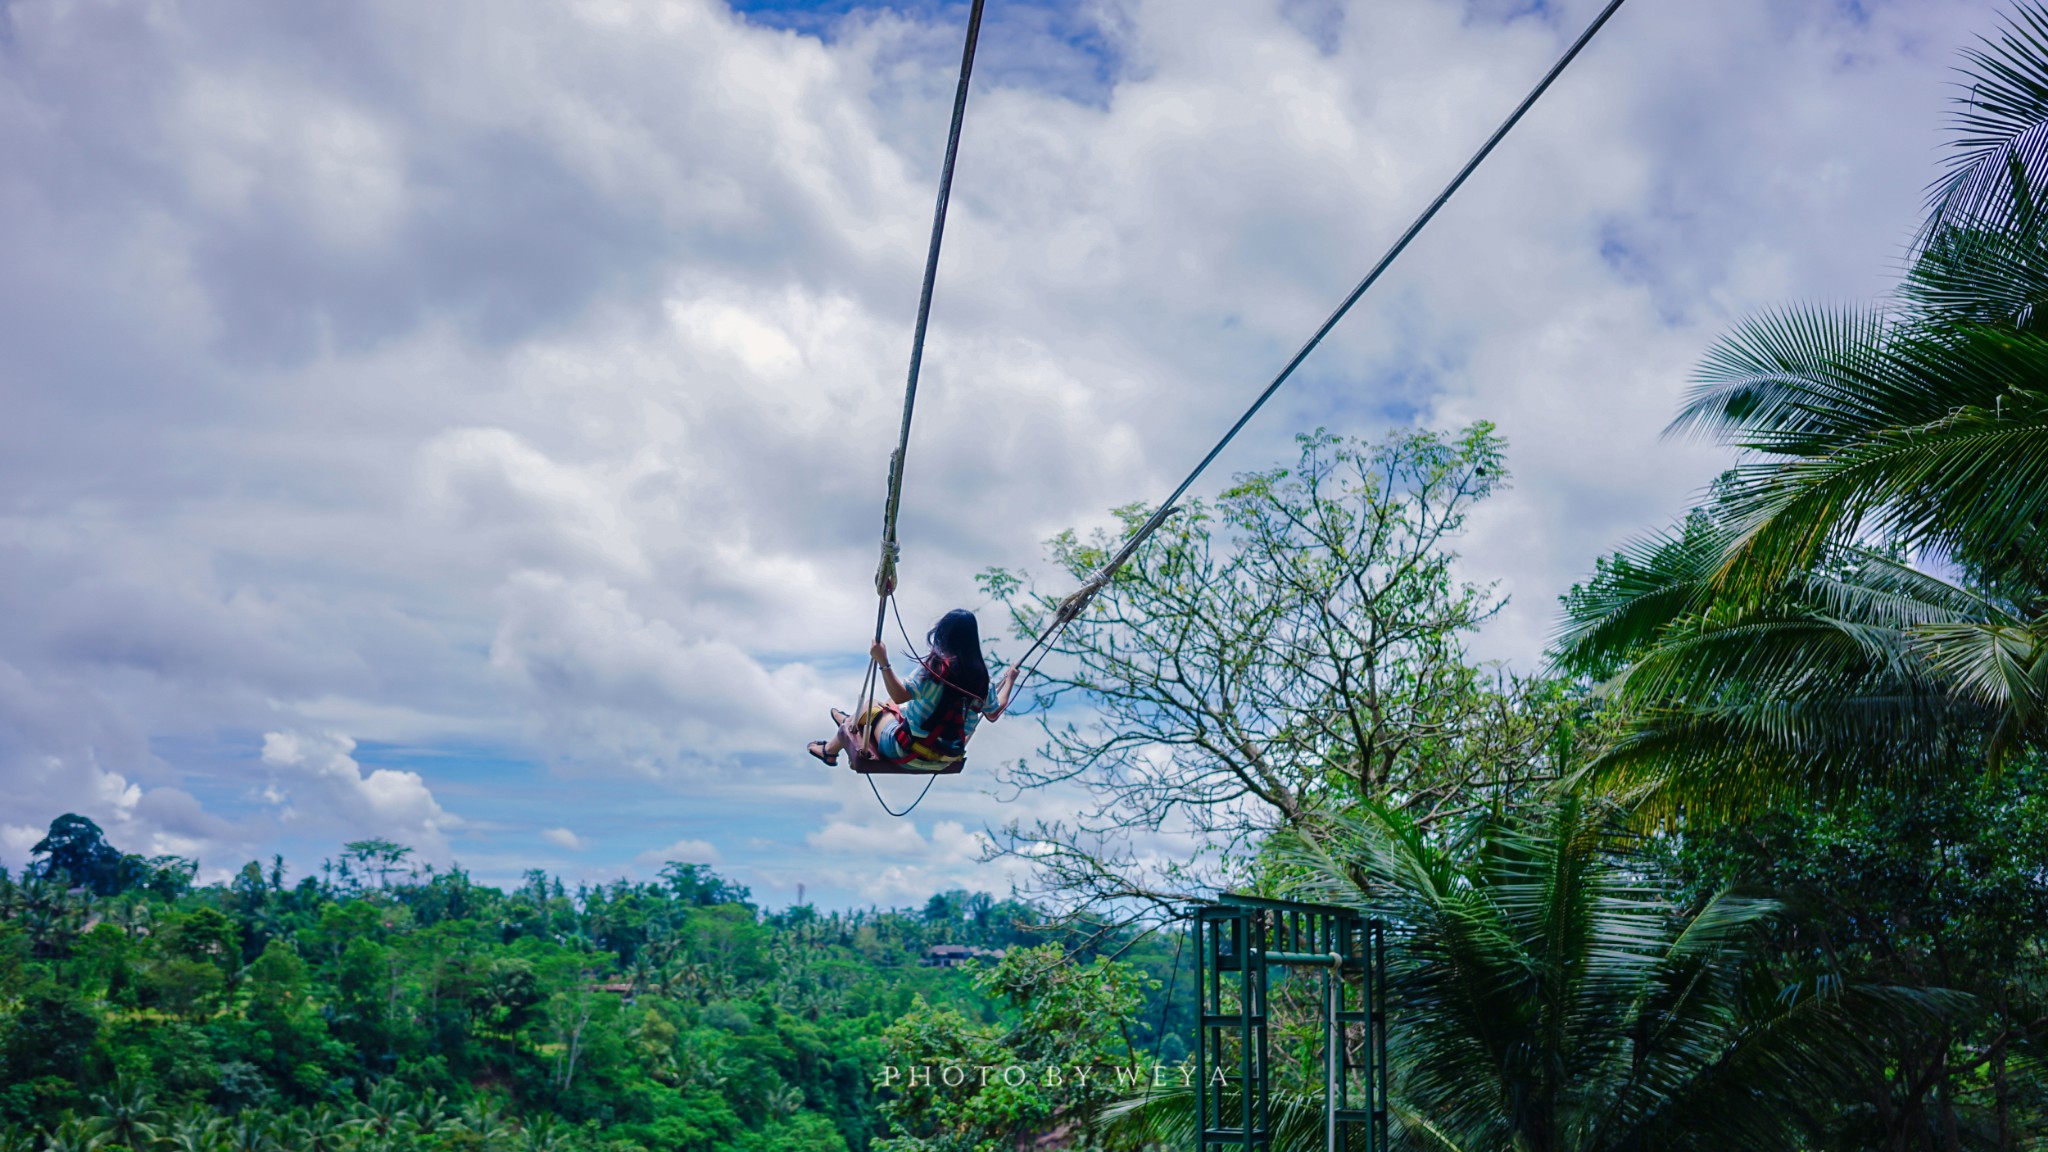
[875,539,901,597]
[1054,572,1109,627]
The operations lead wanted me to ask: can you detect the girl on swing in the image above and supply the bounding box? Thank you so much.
[808,608,1020,771]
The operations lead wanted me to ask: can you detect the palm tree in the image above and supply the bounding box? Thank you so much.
[456,1098,513,1152]
[89,1079,162,1150]
[17,872,82,957]
[766,1083,808,1123]
[1106,801,1950,1151]
[1555,3,2048,809]
[161,1111,224,1152]
[348,1082,413,1144]
[216,1114,276,1152]
[295,1106,350,1152]
[516,1116,572,1152]
[405,1092,451,1139]
[42,1119,110,1152]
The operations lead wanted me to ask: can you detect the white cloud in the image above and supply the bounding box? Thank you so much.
[635,838,722,867]
[808,819,930,857]
[259,731,462,856]
[415,427,652,578]
[0,658,244,865]
[488,571,837,775]
[541,826,586,850]
[174,71,407,249]
[0,825,42,869]
[798,818,1001,901]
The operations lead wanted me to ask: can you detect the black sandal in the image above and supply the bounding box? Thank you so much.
[830,708,852,728]
[806,740,839,767]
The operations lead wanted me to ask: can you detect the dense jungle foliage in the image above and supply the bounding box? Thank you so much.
[0,820,1191,1152]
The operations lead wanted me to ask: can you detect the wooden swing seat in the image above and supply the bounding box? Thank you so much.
[835,712,966,776]
[850,753,966,776]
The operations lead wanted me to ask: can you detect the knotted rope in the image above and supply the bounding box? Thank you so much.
[857,0,988,817]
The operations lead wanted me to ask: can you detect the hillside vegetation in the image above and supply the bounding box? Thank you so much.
[0,819,1185,1152]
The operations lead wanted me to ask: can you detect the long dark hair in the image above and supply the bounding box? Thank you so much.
[925,608,991,709]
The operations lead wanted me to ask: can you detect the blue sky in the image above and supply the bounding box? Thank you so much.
[0,0,1998,908]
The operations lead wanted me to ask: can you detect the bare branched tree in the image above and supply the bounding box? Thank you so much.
[983,426,1577,917]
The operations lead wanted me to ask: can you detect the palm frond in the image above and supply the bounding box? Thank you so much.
[1672,307,1904,448]
[1634,980,1973,1150]
[1911,619,2048,720]
[1802,549,1998,624]
[1927,1,2048,238]
[1611,616,1921,704]
[1575,687,1986,820]
[1553,517,1730,676]
[1904,216,2048,329]
[1096,1081,1357,1152]
[1714,374,2048,590]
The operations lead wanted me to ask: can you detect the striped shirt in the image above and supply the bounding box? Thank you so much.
[900,662,996,745]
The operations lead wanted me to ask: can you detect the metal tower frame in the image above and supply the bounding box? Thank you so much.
[1193,894,1387,1152]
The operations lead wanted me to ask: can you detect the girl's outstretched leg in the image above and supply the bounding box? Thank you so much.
[831,709,861,760]
[807,708,859,766]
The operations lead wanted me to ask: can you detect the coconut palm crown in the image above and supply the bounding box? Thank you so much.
[1554,3,2048,811]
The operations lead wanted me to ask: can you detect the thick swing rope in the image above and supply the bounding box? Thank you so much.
[854,0,987,818]
[871,0,988,621]
[1006,0,1632,687]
